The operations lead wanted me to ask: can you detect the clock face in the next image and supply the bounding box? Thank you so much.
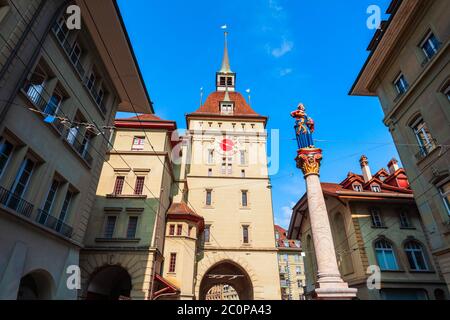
[220,139,234,152]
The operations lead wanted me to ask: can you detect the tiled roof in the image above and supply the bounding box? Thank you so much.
[116,114,166,122]
[167,202,203,219]
[189,91,262,117]
[274,225,301,249]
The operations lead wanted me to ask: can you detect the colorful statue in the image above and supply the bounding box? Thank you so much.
[291,103,315,149]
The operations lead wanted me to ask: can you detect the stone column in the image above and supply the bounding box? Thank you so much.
[296,148,357,300]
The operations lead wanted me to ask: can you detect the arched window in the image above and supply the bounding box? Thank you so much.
[404,241,429,271]
[375,239,399,271]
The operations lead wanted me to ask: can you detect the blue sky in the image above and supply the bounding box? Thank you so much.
[117,0,398,229]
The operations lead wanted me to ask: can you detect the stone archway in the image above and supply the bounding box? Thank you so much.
[86,266,132,300]
[17,270,55,300]
[199,260,254,300]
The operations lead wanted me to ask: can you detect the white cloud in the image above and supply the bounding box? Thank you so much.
[275,201,296,229]
[271,39,294,58]
[268,0,283,13]
[279,67,293,77]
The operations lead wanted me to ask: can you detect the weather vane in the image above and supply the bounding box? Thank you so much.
[291,103,315,149]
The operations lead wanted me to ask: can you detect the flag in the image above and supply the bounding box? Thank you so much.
[44,115,55,123]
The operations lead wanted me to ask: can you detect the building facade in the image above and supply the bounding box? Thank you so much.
[79,114,175,300]
[274,225,305,300]
[160,32,281,300]
[0,0,152,300]
[289,155,449,300]
[350,0,450,290]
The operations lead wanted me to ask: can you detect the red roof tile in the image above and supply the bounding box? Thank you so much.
[116,114,165,122]
[190,91,262,117]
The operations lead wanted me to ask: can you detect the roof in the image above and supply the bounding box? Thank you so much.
[114,114,177,131]
[152,274,180,299]
[274,225,301,249]
[188,91,265,119]
[167,202,205,231]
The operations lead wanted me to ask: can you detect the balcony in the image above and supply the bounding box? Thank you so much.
[415,139,438,162]
[36,209,73,238]
[0,186,34,218]
[280,280,289,288]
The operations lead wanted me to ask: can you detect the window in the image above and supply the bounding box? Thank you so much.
[207,149,214,164]
[104,216,117,238]
[227,77,233,86]
[70,42,82,65]
[43,90,63,117]
[404,241,429,271]
[169,253,177,273]
[439,183,450,216]
[371,185,381,193]
[296,266,302,275]
[240,150,246,165]
[206,189,212,206]
[370,208,384,228]
[169,224,175,236]
[353,184,362,192]
[53,16,69,43]
[241,170,245,178]
[421,32,440,60]
[242,225,249,244]
[204,225,211,243]
[412,118,436,156]
[219,77,226,86]
[294,254,300,262]
[176,224,183,236]
[188,226,193,237]
[283,254,288,262]
[8,158,35,210]
[0,139,13,177]
[126,216,138,239]
[275,232,280,240]
[394,74,409,95]
[241,190,248,207]
[444,85,450,102]
[113,176,125,195]
[0,4,10,24]
[399,210,412,228]
[132,136,145,151]
[208,168,212,177]
[375,239,399,271]
[58,190,73,226]
[66,125,80,146]
[42,180,59,214]
[96,86,105,106]
[283,240,289,248]
[297,280,303,288]
[25,66,47,106]
[220,103,233,115]
[134,176,145,195]
[86,72,96,91]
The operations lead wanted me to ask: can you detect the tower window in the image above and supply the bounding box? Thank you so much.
[169,224,175,236]
[220,77,226,86]
[204,225,211,243]
[177,224,183,236]
[227,77,233,86]
[206,189,212,206]
[242,225,250,244]
[220,103,233,115]
[169,253,177,273]
[241,190,248,207]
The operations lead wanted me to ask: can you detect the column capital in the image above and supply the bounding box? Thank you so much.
[296,147,323,177]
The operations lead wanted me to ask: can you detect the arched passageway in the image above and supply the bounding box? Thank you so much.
[17,270,54,300]
[86,266,132,300]
[199,261,253,300]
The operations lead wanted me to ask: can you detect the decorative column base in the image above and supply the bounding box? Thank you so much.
[313,277,358,300]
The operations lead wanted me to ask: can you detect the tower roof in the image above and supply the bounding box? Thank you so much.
[220,32,232,73]
[188,91,264,118]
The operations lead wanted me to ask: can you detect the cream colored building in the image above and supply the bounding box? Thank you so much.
[350,0,450,290]
[289,156,449,300]
[274,225,305,300]
[79,114,176,300]
[161,33,281,300]
[0,0,152,300]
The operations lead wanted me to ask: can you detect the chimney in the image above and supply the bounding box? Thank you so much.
[360,155,372,183]
[387,158,400,174]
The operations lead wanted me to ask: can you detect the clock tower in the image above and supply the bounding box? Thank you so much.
[162,32,281,300]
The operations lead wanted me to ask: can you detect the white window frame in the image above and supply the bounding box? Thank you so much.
[353,184,362,192]
[132,136,145,151]
[439,184,450,216]
[371,185,381,193]
[394,74,409,95]
[370,208,383,227]
[420,32,439,60]
[405,241,429,271]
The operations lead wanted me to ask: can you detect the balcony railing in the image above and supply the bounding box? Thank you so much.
[0,186,34,218]
[67,136,94,166]
[415,139,438,161]
[36,209,73,238]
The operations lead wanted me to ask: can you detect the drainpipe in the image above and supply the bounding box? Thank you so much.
[0,0,70,124]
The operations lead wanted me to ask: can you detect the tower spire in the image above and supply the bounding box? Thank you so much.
[220,31,232,73]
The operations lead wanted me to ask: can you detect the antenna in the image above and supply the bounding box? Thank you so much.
[199,87,204,107]
[246,89,251,106]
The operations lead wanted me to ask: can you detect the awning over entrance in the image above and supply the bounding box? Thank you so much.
[152,274,180,300]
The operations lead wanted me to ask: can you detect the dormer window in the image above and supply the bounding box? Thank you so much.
[220,102,234,115]
[371,185,381,193]
[353,184,362,192]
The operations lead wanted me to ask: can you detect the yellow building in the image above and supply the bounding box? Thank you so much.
[289,156,449,300]
[274,225,305,300]
[79,114,176,300]
[0,1,152,300]
[161,32,281,300]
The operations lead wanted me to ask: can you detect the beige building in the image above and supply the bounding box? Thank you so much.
[350,0,450,290]
[274,225,305,300]
[289,155,448,300]
[161,32,281,300]
[79,114,176,300]
[0,0,152,300]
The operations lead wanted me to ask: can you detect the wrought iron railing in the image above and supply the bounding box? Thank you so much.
[36,209,73,238]
[0,186,34,218]
[415,139,437,161]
